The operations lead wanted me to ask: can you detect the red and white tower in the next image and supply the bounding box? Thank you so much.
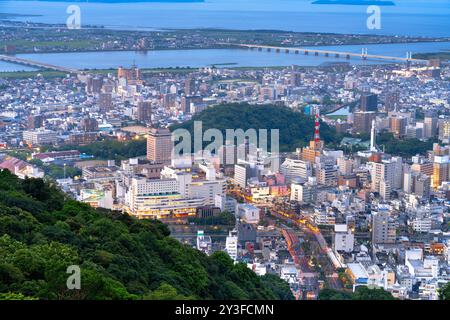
[314,110,320,143]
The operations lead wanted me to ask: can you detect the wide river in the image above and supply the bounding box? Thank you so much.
[2,41,449,72]
[1,0,449,71]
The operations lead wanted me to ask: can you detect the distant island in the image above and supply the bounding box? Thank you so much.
[312,0,395,5]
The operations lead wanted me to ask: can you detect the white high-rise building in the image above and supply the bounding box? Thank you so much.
[225,229,238,261]
[290,177,317,204]
[334,224,355,253]
[280,158,312,184]
[370,156,403,194]
[125,176,204,219]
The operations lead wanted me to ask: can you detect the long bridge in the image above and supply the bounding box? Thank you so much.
[225,43,429,64]
[0,54,80,74]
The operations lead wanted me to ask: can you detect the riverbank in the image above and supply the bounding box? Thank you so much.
[2,19,450,55]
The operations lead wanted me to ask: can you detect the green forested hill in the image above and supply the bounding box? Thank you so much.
[0,170,293,300]
[171,103,338,152]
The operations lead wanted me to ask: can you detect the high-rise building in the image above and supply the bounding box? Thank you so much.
[162,93,177,110]
[424,114,438,139]
[225,229,238,261]
[290,72,302,87]
[27,114,43,130]
[234,163,255,188]
[414,174,431,198]
[353,111,376,134]
[86,76,103,95]
[389,116,407,137]
[185,77,196,95]
[290,178,317,204]
[438,119,450,143]
[280,158,312,184]
[370,157,403,196]
[315,156,338,186]
[146,128,172,164]
[360,94,378,112]
[384,91,400,111]
[118,65,141,81]
[334,224,354,253]
[372,206,396,245]
[411,161,433,177]
[219,143,237,167]
[98,92,113,112]
[432,156,450,189]
[136,100,152,123]
[181,95,202,114]
[81,118,98,132]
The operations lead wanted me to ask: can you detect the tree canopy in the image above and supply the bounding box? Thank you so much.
[318,287,396,300]
[0,170,293,300]
[171,103,339,152]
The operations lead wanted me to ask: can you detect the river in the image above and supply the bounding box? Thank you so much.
[1,40,448,72]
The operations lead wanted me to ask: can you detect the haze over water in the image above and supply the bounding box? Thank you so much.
[0,0,450,37]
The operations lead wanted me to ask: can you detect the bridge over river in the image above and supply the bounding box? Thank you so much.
[226,43,429,64]
[0,54,80,74]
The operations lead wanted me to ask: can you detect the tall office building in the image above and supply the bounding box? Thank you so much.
[353,111,376,134]
[315,156,338,186]
[372,206,396,245]
[88,77,103,93]
[438,119,450,143]
[384,91,400,111]
[280,158,312,184]
[424,114,438,139]
[146,128,172,164]
[136,100,152,123]
[162,93,177,110]
[27,114,43,130]
[234,163,256,188]
[290,178,317,204]
[290,72,302,86]
[118,65,141,81]
[432,156,450,189]
[370,157,403,196]
[389,116,407,137]
[81,118,98,132]
[181,95,202,114]
[360,94,378,112]
[185,77,196,95]
[98,92,113,112]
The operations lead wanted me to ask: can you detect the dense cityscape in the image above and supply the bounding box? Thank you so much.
[0,0,450,304]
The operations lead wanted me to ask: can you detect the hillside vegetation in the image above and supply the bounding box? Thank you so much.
[171,103,338,152]
[0,170,293,300]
